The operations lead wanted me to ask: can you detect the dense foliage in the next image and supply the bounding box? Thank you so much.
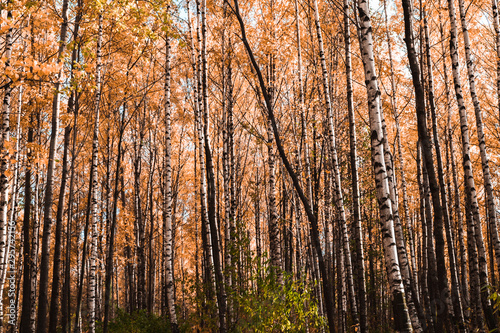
[2,0,500,331]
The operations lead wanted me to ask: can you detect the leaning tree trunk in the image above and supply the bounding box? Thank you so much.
[356,1,412,331]
[232,0,337,330]
[293,0,311,290]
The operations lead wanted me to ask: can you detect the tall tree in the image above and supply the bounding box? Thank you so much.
[457,0,500,292]
[356,0,412,330]
[201,0,227,329]
[265,54,282,279]
[423,8,465,328]
[447,0,497,327]
[400,0,454,328]
[88,13,104,333]
[344,0,367,330]
[163,27,179,333]
[311,0,359,326]
[492,0,500,121]
[0,2,13,328]
[232,0,337,330]
[35,0,70,329]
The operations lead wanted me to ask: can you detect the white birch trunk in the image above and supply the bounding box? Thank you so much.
[356,1,412,331]
[311,0,359,325]
[492,0,500,120]
[344,1,367,330]
[447,0,495,327]
[458,0,500,284]
[383,0,419,305]
[423,10,466,328]
[163,29,178,332]
[89,13,103,333]
[188,2,216,301]
[266,58,282,279]
[294,0,313,211]
[0,7,13,326]
[0,82,22,329]
[194,0,216,305]
[438,2,470,315]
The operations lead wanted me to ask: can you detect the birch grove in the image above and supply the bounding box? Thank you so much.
[2,0,500,331]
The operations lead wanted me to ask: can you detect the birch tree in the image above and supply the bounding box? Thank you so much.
[0,2,13,329]
[356,0,412,330]
[344,0,367,330]
[163,28,179,333]
[311,0,359,326]
[457,0,500,295]
[89,12,103,333]
[447,0,496,327]
[35,0,70,329]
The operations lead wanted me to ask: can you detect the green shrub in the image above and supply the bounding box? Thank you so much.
[235,267,326,332]
[98,309,172,333]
